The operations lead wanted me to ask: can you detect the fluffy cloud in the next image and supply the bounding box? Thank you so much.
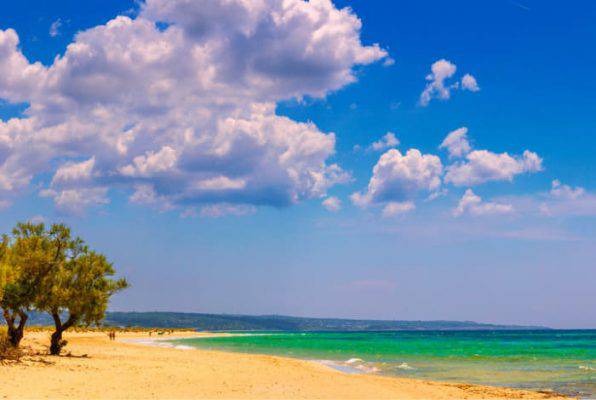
[0,0,387,214]
[419,59,456,106]
[322,196,342,212]
[39,157,109,214]
[142,0,387,99]
[439,127,471,158]
[51,157,96,186]
[352,149,442,207]
[40,187,110,215]
[356,127,543,216]
[453,189,513,217]
[445,150,542,186]
[0,30,46,104]
[441,127,542,186]
[382,201,415,217]
[461,74,480,92]
[419,59,478,106]
[538,180,596,217]
[119,147,178,177]
[549,179,584,200]
[369,132,399,152]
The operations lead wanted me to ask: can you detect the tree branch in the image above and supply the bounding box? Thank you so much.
[17,310,28,331]
[61,313,78,331]
[2,308,15,329]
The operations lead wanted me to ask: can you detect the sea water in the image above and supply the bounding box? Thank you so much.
[169,330,595,398]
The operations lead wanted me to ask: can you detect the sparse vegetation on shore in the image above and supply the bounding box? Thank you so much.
[0,222,128,356]
[0,328,21,362]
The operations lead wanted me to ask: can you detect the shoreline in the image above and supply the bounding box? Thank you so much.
[122,331,573,399]
[121,334,375,375]
[128,333,585,396]
[0,330,571,399]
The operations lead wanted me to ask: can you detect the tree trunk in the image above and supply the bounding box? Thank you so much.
[49,329,64,355]
[10,311,27,347]
[49,312,77,355]
[2,309,28,347]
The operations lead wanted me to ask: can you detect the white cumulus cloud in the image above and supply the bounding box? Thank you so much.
[369,132,399,152]
[419,59,479,106]
[549,179,585,200]
[40,187,110,215]
[538,180,595,217]
[0,0,388,214]
[352,148,442,208]
[439,127,471,158]
[51,157,96,186]
[461,74,480,92]
[356,128,544,217]
[445,150,543,186]
[453,189,513,217]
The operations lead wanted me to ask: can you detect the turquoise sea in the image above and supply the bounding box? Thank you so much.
[169,330,596,398]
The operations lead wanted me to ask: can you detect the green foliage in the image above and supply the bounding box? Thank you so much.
[37,244,129,327]
[0,221,128,353]
[0,236,8,304]
[2,223,57,314]
[0,223,56,347]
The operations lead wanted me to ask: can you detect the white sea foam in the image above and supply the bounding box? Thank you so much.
[353,364,380,373]
[346,358,364,364]
[314,358,382,374]
[174,345,195,350]
[120,337,198,350]
[397,362,415,370]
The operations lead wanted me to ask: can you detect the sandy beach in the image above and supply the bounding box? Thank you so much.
[0,330,570,399]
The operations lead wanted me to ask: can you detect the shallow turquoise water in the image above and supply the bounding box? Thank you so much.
[170,330,595,398]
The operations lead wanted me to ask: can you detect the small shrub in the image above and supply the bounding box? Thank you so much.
[0,329,22,362]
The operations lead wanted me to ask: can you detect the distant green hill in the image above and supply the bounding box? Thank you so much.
[17,311,548,331]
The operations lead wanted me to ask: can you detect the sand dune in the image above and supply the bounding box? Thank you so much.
[0,331,569,399]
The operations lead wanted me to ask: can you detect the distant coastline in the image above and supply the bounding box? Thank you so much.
[19,311,551,331]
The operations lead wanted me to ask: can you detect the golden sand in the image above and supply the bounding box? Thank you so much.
[0,331,569,399]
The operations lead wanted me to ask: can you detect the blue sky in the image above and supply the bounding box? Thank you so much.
[0,0,594,328]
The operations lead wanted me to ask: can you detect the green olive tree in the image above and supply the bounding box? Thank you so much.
[0,223,59,347]
[33,227,128,355]
[0,222,128,353]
